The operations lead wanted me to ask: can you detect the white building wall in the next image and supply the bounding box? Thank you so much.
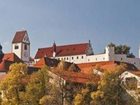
[54,54,87,64]
[87,54,109,63]
[113,54,140,69]
[12,43,22,59]
[114,54,127,62]
[12,43,30,62]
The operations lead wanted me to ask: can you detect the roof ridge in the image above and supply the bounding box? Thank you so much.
[38,42,89,50]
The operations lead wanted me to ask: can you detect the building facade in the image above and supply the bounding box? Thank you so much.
[12,30,30,63]
[34,41,94,63]
[35,43,140,69]
[9,30,140,69]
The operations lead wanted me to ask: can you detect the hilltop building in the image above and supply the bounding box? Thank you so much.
[35,42,140,69]
[0,30,140,103]
[8,30,140,69]
[12,30,30,63]
[0,30,32,74]
[34,41,94,63]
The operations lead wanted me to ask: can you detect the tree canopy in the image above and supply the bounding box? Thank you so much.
[0,63,139,105]
[107,42,135,58]
[91,65,125,105]
[0,63,62,105]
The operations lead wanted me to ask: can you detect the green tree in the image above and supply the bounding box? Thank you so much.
[24,66,50,105]
[107,43,135,58]
[24,66,62,105]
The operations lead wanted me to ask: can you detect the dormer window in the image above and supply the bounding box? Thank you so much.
[15,45,19,49]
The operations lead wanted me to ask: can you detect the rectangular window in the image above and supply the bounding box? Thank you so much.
[24,45,27,50]
[15,45,19,49]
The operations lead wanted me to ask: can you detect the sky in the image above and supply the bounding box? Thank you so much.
[0,0,140,57]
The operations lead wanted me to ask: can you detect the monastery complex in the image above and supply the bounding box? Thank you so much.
[10,30,140,69]
[0,30,140,100]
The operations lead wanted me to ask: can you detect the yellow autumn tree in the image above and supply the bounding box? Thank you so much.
[0,63,28,105]
[91,64,128,105]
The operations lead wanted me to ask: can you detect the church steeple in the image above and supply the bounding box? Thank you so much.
[52,41,56,58]
[53,41,56,52]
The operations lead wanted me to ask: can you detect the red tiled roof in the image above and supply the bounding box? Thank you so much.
[77,61,137,74]
[0,53,23,72]
[34,57,80,72]
[77,61,117,74]
[34,58,46,68]
[0,60,6,71]
[52,70,100,84]
[12,30,27,43]
[3,53,23,62]
[0,60,13,72]
[34,57,59,68]
[35,43,89,59]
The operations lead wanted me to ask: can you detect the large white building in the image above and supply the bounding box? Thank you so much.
[35,42,140,69]
[34,41,94,63]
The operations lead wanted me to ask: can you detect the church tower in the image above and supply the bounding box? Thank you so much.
[12,30,30,62]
